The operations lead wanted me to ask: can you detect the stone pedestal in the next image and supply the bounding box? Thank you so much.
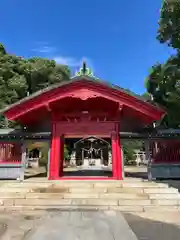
[83,158,89,167]
[82,158,102,168]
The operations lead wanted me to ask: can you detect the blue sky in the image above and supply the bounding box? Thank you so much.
[1,0,176,94]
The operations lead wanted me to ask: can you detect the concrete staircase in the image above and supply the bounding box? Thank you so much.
[0,179,180,212]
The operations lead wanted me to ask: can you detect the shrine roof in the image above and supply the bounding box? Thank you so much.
[0,74,163,115]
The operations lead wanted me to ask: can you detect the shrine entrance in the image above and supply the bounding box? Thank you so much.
[74,136,111,168]
[54,118,121,179]
[63,136,113,178]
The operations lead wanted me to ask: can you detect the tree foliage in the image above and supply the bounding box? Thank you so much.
[145,56,180,128]
[145,0,180,128]
[158,0,180,49]
[122,140,143,164]
[0,44,71,128]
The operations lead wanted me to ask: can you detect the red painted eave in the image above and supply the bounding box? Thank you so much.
[2,78,166,122]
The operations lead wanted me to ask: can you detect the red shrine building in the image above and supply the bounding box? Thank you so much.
[0,64,165,180]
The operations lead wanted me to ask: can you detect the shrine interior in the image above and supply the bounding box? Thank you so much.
[63,137,113,177]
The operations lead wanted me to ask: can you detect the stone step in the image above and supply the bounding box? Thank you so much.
[106,187,144,193]
[0,188,32,193]
[151,199,180,205]
[1,179,180,212]
[1,199,150,207]
[99,193,149,199]
[143,206,180,212]
[0,192,149,199]
[32,187,146,194]
[1,192,180,203]
[118,199,151,206]
[24,192,149,200]
[148,193,180,200]
[0,187,133,194]
[120,182,168,188]
[143,188,179,194]
[0,183,170,195]
[2,198,180,208]
[0,186,149,193]
[13,198,120,206]
[1,205,180,213]
[3,181,169,189]
[0,205,144,212]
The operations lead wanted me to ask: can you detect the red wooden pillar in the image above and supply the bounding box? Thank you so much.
[116,133,123,180]
[116,122,123,180]
[59,135,64,177]
[111,126,123,180]
[49,122,60,180]
[111,131,118,179]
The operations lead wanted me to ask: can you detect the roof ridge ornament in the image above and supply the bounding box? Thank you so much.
[75,61,97,78]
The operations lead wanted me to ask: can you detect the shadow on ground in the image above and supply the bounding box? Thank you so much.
[124,171,148,179]
[63,170,112,177]
[123,213,180,240]
[24,172,47,179]
[25,169,113,178]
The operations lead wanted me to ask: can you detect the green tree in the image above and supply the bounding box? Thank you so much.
[145,54,180,128]
[0,44,7,55]
[158,0,180,49]
[145,1,180,128]
[0,43,71,128]
[22,57,71,95]
[122,140,143,165]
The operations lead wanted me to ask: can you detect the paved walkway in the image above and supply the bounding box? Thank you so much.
[0,211,138,240]
[24,211,138,240]
[1,210,180,239]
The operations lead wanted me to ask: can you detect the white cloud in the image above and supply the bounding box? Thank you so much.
[31,42,94,70]
[54,56,80,67]
[32,46,56,53]
[54,56,94,70]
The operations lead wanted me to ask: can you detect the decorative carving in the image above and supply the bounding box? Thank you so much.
[67,89,99,100]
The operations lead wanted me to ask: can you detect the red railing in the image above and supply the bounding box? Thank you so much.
[150,140,180,163]
[0,143,22,164]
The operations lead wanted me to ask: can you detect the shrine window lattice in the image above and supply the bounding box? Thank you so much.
[150,140,180,163]
[0,143,22,164]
